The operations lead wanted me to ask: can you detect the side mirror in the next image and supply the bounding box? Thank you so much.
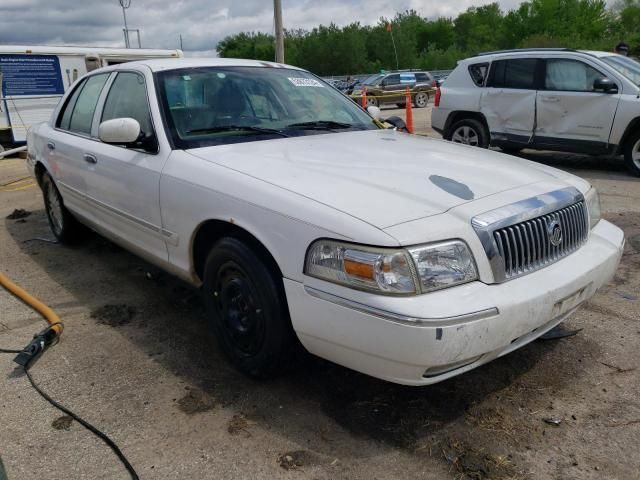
[384,115,407,131]
[367,105,382,120]
[593,77,618,93]
[99,118,141,144]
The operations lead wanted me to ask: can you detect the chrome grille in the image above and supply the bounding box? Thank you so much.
[471,188,588,283]
[493,201,588,279]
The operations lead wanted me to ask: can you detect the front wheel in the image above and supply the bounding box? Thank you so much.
[447,119,490,148]
[41,173,86,244]
[202,237,294,379]
[414,92,429,108]
[366,97,379,108]
[624,131,640,177]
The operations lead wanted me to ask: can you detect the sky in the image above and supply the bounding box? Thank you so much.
[1,0,528,57]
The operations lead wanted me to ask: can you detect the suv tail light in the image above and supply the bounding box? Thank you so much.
[434,87,441,107]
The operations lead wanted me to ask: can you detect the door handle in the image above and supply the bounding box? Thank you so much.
[83,153,98,164]
[541,96,560,102]
[47,142,55,151]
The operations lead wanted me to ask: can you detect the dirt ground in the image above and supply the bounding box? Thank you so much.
[0,123,639,479]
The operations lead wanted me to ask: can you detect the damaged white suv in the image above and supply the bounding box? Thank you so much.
[432,48,640,176]
[27,59,624,385]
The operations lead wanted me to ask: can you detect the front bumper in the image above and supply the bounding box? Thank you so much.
[285,220,624,385]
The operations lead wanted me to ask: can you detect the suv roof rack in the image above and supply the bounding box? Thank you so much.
[475,48,577,57]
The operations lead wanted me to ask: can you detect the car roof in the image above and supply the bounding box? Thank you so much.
[101,57,306,73]
[463,48,616,63]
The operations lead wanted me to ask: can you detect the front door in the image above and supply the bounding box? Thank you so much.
[84,71,168,262]
[482,58,539,146]
[534,58,620,152]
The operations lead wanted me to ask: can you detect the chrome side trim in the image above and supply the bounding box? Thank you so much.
[304,285,499,327]
[58,181,179,245]
[472,187,585,283]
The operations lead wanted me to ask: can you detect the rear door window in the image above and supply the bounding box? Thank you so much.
[57,79,87,131]
[66,74,109,135]
[489,59,538,89]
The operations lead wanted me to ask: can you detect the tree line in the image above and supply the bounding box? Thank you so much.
[216,0,640,76]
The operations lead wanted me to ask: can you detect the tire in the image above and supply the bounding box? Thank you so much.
[447,118,490,148]
[624,130,640,177]
[41,173,86,244]
[202,237,294,379]
[414,91,429,108]
[366,97,379,108]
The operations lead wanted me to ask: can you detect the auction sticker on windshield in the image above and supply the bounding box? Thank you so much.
[288,77,324,87]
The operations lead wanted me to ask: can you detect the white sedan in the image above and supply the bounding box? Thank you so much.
[26,58,624,385]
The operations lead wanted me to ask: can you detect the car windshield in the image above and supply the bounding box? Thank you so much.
[156,66,377,148]
[601,55,640,85]
[361,74,384,86]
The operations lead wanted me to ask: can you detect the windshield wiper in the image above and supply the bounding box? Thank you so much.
[187,125,289,137]
[285,120,358,130]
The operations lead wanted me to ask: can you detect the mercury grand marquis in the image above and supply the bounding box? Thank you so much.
[26,59,624,385]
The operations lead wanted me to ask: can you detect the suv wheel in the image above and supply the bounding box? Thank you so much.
[624,131,640,177]
[414,92,429,108]
[366,97,379,108]
[448,119,489,148]
[202,237,294,379]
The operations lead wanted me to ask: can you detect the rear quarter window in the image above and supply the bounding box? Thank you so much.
[468,63,489,87]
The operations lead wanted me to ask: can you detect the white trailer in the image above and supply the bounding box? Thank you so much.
[0,45,183,151]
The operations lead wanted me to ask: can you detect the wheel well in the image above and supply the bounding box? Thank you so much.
[616,118,640,155]
[192,220,283,283]
[34,162,47,187]
[444,111,489,138]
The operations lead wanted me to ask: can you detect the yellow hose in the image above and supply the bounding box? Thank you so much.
[0,271,63,336]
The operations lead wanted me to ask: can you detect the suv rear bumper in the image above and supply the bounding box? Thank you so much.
[285,219,624,385]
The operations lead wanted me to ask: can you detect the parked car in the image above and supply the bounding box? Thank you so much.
[27,58,623,386]
[432,48,640,176]
[352,71,435,108]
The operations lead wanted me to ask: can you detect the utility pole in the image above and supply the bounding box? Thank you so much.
[179,34,183,51]
[274,0,284,63]
[119,0,132,48]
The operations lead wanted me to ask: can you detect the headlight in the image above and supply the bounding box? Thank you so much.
[407,240,478,293]
[304,239,478,295]
[585,187,601,229]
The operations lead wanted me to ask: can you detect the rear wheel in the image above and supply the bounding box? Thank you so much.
[414,92,429,108]
[41,173,86,244]
[202,237,294,379]
[624,131,640,177]
[447,118,490,148]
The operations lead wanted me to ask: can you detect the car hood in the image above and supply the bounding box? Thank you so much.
[187,129,572,229]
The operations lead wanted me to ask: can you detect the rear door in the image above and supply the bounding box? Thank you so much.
[481,58,539,146]
[534,57,620,152]
[45,72,111,216]
[84,70,169,262]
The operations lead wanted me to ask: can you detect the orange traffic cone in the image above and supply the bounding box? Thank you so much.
[405,87,414,134]
[361,87,368,109]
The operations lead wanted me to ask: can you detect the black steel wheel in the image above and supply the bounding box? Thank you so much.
[203,237,294,378]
